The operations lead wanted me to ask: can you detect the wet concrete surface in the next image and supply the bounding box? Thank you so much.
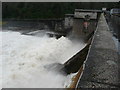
[77,14,120,88]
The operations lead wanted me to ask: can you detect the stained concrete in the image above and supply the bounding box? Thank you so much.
[77,13,120,88]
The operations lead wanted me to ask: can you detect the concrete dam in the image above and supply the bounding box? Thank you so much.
[1,9,119,88]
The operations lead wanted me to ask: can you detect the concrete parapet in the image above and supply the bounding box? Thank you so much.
[77,13,120,88]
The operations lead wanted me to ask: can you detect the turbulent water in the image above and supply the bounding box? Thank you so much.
[0,29,2,89]
[0,30,85,88]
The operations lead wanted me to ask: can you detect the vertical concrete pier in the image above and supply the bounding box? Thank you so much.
[71,9,100,42]
[77,13,120,88]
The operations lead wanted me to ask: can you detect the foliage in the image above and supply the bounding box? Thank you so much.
[2,2,120,19]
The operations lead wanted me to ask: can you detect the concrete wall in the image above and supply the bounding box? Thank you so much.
[64,17,73,28]
[105,12,120,41]
[77,13,119,88]
[72,18,97,42]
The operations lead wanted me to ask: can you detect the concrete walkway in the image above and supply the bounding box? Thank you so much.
[77,14,120,88]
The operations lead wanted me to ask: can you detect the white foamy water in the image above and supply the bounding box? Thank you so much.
[0,29,2,89]
[0,31,85,88]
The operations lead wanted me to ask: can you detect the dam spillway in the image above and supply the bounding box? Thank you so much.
[77,13,119,88]
[1,31,86,88]
[1,9,119,88]
[1,9,100,88]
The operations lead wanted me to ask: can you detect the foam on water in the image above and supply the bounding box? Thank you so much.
[0,31,85,88]
[0,29,2,89]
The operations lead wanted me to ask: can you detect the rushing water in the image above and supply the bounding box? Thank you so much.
[0,30,85,88]
[0,29,2,89]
